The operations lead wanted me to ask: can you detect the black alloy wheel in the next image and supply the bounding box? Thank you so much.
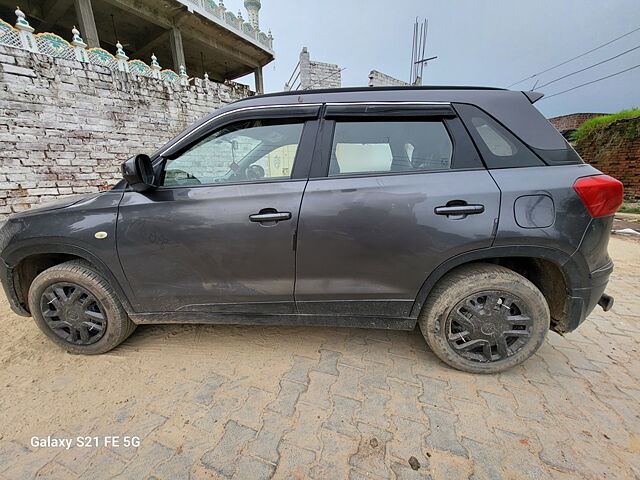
[446,290,532,363]
[39,282,107,345]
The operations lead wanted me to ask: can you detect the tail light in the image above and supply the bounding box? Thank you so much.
[573,175,623,217]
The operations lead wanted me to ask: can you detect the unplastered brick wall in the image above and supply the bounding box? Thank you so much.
[299,47,341,90]
[0,44,250,215]
[368,70,408,87]
[574,117,640,201]
[548,113,607,133]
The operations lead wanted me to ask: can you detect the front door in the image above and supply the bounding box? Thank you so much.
[117,115,317,313]
[294,105,501,319]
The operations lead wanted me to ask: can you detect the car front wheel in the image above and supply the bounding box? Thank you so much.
[28,260,136,354]
[418,263,550,374]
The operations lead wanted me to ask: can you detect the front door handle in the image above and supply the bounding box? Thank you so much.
[435,204,485,216]
[249,209,292,223]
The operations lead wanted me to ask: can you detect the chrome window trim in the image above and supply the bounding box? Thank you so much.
[159,103,323,157]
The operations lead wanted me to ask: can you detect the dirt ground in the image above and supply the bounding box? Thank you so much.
[0,236,638,480]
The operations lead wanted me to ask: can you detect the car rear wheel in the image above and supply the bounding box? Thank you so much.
[28,260,136,354]
[418,263,550,373]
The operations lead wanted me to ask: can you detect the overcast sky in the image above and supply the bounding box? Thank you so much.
[233,0,639,118]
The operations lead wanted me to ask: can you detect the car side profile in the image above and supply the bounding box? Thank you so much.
[0,86,622,373]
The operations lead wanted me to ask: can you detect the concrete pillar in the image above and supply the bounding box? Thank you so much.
[299,47,310,89]
[254,67,264,94]
[169,27,186,73]
[73,0,99,48]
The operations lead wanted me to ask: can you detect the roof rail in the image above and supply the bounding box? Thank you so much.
[238,85,507,102]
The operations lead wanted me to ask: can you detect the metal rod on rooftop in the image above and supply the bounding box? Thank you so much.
[286,61,300,86]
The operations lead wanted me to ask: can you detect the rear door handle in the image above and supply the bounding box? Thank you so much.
[249,210,292,223]
[435,204,485,216]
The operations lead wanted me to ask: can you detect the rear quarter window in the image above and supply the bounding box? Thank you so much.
[455,103,545,169]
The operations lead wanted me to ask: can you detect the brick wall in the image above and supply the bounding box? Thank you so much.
[548,113,608,133]
[368,70,408,87]
[299,47,341,90]
[574,117,640,201]
[0,44,250,216]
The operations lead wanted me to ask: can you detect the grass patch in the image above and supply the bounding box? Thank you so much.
[573,108,640,142]
[619,204,640,214]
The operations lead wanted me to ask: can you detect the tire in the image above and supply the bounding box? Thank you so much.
[28,260,136,354]
[418,263,550,374]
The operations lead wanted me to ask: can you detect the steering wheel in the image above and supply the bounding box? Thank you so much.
[165,169,202,185]
[245,164,265,181]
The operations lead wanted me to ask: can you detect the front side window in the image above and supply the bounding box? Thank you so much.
[162,120,304,186]
[329,121,453,176]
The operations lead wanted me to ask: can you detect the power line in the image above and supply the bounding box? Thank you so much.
[506,25,640,88]
[541,63,640,100]
[537,44,640,89]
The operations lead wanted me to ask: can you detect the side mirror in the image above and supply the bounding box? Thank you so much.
[121,154,156,192]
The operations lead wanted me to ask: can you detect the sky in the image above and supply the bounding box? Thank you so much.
[232,0,640,118]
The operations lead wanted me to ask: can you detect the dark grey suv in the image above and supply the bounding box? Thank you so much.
[0,86,623,373]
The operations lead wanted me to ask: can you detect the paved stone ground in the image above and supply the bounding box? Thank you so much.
[0,236,638,480]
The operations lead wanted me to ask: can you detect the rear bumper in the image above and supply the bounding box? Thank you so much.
[0,259,30,317]
[564,260,613,332]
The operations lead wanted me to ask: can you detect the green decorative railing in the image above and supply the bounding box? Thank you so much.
[176,0,273,52]
[0,7,192,86]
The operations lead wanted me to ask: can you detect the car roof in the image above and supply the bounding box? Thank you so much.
[157,85,566,156]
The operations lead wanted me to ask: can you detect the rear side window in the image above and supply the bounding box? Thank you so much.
[329,121,453,176]
[455,104,544,168]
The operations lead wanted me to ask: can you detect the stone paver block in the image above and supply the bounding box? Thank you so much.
[299,371,337,409]
[0,441,30,469]
[494,429,550,480]
[418,375,452,411]
[505,386,549,422]
[348,422,392,479]
[246,411,291,464]
[284,402,327,451]
[312,349,342,376]
[31,460,76,480]
[272,442,315,480]
[324,395,362,438]
[310,429,355,480]
[446,372,481,402]
[117,441,173,478]
[267,379,308,417]
[555,347,602,372]
[283,355,316,384]
[422,406,467,458]
[388,354,419,384]
[462,437,504,480]
[387,380,423,420]
[234,456,275,480]
[389,415,430,469]
[360,361,392,391]
[194,396,242,434]
[187,374,226,405]
[358,386,391,428]
[332,364,365,399]
[230,387,273,431]
[77,450,127,480]
[201,420,256,478]
[449,398,498,445]
[391,461,433,480]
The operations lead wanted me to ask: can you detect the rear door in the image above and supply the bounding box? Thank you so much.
[117,105,320,314]
[294,102,501,319]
